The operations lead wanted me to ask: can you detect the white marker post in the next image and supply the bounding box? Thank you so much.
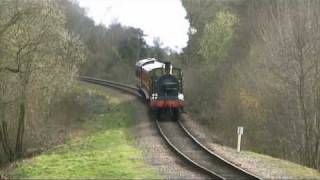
[237,126,244,153]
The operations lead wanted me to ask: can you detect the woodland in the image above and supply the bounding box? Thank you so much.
[0,0,320,171]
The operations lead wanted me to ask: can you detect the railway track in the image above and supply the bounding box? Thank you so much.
[79,76,139,96]
[156,117,261,180]
[79,76,261,180]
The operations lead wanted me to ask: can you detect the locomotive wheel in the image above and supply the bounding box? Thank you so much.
[173,108,180,121]
[153,108,180,121]
[138,89,148,102]
[155,108,162,120]
[138,89,144,98]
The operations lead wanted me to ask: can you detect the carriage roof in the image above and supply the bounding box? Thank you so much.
[136,58,165,72]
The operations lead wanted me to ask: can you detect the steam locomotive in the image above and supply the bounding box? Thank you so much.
[135,58,184,118]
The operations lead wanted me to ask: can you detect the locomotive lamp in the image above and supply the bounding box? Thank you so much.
[151,93,158,100]
[178,93,184,100]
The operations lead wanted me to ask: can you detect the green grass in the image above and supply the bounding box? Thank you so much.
[9,83,160,179]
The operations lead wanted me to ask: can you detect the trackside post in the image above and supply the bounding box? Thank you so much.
[237,126,244,152]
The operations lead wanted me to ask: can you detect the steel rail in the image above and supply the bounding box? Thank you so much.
[79,76,261,180]
[155,119,224,179]
[156,119,261,180]
[79,76,138,91]
[178,118,262,180]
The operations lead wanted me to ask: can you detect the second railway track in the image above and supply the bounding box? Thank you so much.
[79,76,261,180]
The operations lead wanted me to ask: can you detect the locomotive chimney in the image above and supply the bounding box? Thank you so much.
[164,62,172,74]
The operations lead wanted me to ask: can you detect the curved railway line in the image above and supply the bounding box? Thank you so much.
[79,76,261,180]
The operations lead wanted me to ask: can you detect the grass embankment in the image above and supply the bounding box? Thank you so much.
[9,82,160,179]
[244,151,320,179]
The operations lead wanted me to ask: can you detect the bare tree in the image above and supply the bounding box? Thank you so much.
[255,0,320,168]
[0,0,85,160]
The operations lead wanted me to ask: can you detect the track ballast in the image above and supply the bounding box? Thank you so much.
[80,76,261,180]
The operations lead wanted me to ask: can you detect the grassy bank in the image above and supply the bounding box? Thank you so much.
[243,151,320,179]
[8,82,160,179]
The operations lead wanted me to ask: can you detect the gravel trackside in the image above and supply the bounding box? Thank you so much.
[181,114,320,179]
[134,100,210,179]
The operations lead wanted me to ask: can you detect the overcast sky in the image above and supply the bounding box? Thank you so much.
[76,0,190,52]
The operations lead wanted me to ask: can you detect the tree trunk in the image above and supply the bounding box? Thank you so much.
[15,102,25,158]
[0,121,14,161]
